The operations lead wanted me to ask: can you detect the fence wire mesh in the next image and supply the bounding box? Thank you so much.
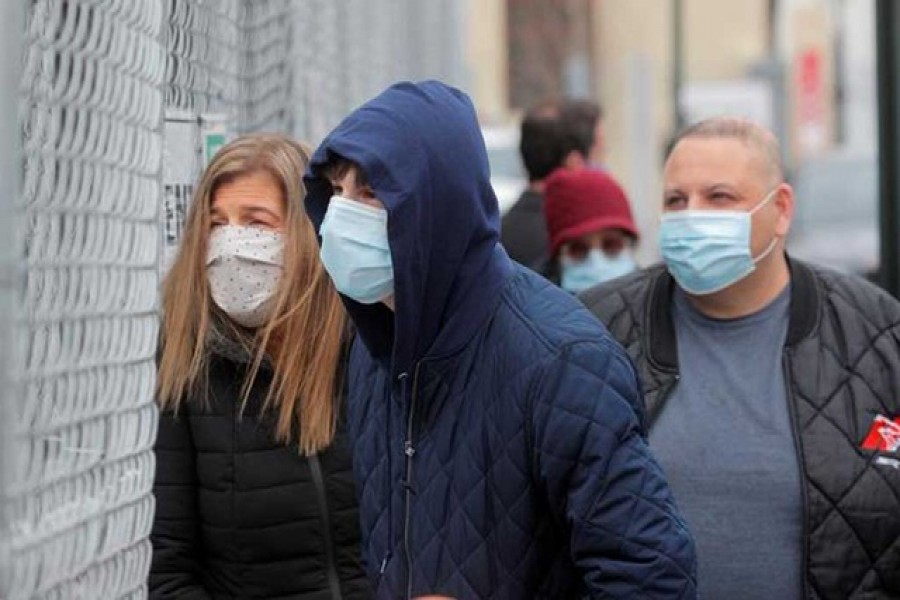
[2,0,166,598]
[0,0,24,597]
[164,0,241,117]
[2,1,465,598]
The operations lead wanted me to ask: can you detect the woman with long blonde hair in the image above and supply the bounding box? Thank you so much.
[150,134,370,599]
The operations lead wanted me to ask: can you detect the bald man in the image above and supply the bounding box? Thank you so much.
[581,117,900,598]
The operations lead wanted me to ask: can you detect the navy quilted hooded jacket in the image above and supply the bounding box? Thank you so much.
[304,81,696,599]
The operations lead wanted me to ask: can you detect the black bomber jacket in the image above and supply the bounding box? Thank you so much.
[580,258,900,599]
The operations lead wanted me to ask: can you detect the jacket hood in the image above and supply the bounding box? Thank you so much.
[304,80,514,378]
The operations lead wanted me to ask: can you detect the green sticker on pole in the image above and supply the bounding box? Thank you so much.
[200,113,232,166]
[204,132,226,164]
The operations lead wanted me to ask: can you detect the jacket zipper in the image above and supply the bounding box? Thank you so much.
[308,453,344,600]
[403,363,423,600]
[380,376,397,580]
[782,352,809,600]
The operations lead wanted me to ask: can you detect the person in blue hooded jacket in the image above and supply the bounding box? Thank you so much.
[303,80,696,599]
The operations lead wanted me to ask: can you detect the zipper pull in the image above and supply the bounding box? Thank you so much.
[404,440,416,457]
[380,551,391,574]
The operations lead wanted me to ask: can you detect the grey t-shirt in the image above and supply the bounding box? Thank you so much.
[650,285,802,599]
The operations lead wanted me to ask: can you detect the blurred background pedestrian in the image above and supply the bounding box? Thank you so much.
[543,167,639,292]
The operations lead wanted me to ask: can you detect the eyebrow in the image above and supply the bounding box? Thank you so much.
[244,206,280,219]
[703,183,739,193]
[663,183,739,195]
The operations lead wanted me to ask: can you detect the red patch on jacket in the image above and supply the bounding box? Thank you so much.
[861,415,900,453]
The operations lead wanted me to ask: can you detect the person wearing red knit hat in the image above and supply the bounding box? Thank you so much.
[543,167,640,292]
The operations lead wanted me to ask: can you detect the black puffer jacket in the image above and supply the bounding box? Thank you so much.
[580,259,900,599]
[149,338,371,599]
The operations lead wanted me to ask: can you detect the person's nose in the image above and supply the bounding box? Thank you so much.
[342,182,361,201]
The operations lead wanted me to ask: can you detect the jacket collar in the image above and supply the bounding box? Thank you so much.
[648,255,820,370]
[646,270,678,372]
[784,258,820,347]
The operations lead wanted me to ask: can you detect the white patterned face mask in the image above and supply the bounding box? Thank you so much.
[206,225,284,328]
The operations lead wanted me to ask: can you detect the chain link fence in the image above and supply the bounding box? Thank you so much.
[0,0,24,597]
[2,1,166,597]
[1,1,465,598]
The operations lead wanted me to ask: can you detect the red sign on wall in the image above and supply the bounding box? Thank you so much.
[795,47,828,157]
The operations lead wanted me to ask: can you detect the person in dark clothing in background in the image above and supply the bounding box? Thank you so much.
[562,99,605,168]
[581,117,900,599]
[304,80,696,599]
[500,98,603,272]
[151,134,370,599]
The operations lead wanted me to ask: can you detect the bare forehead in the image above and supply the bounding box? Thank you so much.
[665,116,784,184]
[212,170,283,205]
[665,136,778,187]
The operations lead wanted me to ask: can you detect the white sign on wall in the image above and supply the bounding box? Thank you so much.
[161,111,235,274]
[162,109,199,274]
[680,79,775,129]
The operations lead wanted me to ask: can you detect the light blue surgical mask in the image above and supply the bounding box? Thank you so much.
[561,248,636,293]
[320,196,394,304]
[659,188,779,295]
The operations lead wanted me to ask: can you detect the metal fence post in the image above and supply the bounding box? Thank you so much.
[0,0,23,593]
[877,0,900,297]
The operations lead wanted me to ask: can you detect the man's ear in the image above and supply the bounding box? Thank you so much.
[775,183,795,237]
[562,150,587,170]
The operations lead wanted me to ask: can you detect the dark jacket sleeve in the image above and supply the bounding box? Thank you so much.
[530,339,697,598]
[149,409,211,599]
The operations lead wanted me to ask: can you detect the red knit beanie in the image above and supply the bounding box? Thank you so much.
[543,168,639,257]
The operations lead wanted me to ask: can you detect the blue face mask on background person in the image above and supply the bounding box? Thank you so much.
[560,248,636,293]
[659,188,779,295]
[319,196,394,304]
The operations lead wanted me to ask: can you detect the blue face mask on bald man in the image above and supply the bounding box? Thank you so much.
[659,187,779,295]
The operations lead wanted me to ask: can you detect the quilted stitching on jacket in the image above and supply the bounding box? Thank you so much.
[581,261,900,599]
[150,354,371,599]
[348,268,697,599]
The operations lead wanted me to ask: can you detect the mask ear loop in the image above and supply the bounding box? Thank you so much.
[749,186,779,215]
[750,186,781,263]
